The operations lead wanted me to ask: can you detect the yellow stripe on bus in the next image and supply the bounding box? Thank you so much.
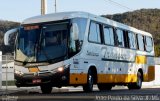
[97,74,137,83]
[69,73,87,84]
[135,56,147,64]
[143,66,155,82]
[69,73,138,84]
[28,67,39,72]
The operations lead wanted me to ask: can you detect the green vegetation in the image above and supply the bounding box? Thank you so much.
[0,20,19,55]
[0,9,160,56]
[2,81,15,86]
[103,9,160,56]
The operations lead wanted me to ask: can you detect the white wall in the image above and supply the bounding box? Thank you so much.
[0,51,2,88]
[2,62,14,81]
[151,58,160,86]
[153,65,160,85]
[143,65,160,86]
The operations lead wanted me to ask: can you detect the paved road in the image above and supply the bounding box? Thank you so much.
[1,86,160,101]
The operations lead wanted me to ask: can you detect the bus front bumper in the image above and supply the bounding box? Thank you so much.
[15,68,69,87]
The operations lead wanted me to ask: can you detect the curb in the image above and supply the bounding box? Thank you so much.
[0,89,27,95]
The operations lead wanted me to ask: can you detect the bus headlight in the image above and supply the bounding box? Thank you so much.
[58,64,70,72]
[52,64,70,73]
[15,70,24,76]
[57,67,64,72]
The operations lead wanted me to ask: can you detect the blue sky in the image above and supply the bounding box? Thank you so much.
[0,0,160,22]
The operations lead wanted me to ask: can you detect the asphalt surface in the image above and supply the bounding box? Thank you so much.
[1,86,160,101]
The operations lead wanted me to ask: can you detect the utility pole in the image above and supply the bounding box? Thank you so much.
[55,0,57,13]
[41,0,47,15]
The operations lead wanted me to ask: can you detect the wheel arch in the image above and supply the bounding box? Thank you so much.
[88,65,98,84]
[138,68,143,81]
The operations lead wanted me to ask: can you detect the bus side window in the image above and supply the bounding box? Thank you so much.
[123,30,129,48]
[103,26,114,45]
[145,36,153,52]
[115,29,125,47]
[89,22,101,43]
[137,34,145,51]
[128,32,136,49]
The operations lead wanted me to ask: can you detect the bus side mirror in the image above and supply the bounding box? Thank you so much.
[72,23,79,41]
[4,28,18,45]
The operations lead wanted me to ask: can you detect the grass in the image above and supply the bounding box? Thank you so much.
[2,81,15,86]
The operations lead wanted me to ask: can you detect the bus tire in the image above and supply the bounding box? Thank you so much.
[98,84,112,91]
[83,69,94,92]
[40,85,52,94]
[128,71,142,89]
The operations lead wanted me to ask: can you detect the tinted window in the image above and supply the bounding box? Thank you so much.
[38,23,68,61]
[69,18,87,57]
[145,36,153,52]
[137,34,145,51]
[123,31,129,48]
[115,29,124,47]
[89,22,101,43]
[103,26,114,45]
[128,32,136,49]
[72,18,87,41]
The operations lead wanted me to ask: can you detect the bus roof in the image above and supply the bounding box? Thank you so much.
[22,11,89,25]
[22,11,152,37]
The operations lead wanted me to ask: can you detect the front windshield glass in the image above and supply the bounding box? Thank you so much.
[16,26,40,62]
[38,23,68,62]
[15,21,69,63]
[15,18,87,64]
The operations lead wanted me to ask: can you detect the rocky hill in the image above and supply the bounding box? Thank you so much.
[103,9,160,56]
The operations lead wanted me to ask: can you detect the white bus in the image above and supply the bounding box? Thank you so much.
[4,12,155,93]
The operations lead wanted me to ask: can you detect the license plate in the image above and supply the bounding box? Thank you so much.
[32,79,41,84]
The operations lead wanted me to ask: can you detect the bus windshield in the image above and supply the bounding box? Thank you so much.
[15,18,87,65]
[16,26,40,62]
[38,23,68,62]
[16,22,69,63]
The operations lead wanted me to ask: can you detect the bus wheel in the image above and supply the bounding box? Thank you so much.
[128,71,142,89]
[40,85,52,94]
[83,70,94,92]
[98,84,112,91]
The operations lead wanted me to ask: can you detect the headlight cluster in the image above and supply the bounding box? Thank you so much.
[57,67,64,72]
[51,67,64,73]
[15,70,24,76]
[52,64,70,73]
